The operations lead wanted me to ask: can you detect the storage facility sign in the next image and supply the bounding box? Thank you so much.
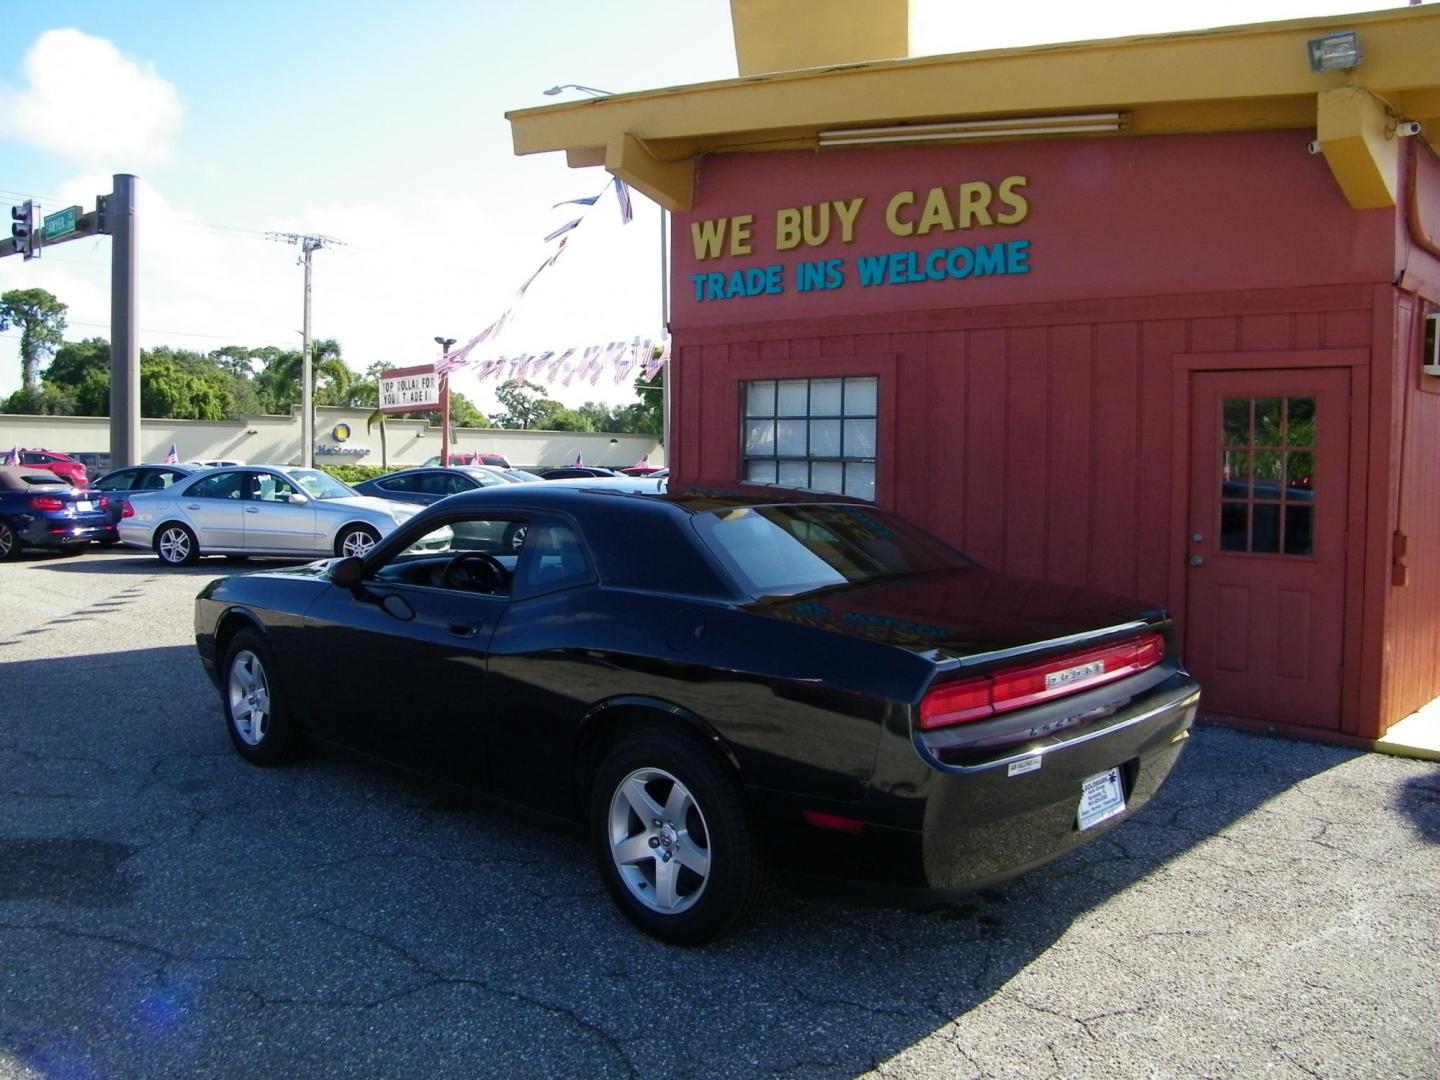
[379,366,440,414]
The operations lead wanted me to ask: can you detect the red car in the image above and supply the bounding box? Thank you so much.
[17,449,87,488]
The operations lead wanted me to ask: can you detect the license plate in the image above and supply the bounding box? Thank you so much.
[77,500,93,511]
[1076,767,1126,830]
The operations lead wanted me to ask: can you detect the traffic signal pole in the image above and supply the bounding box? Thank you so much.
[110,174,140,469]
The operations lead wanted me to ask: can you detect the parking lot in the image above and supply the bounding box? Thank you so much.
[0,547,1436,1079]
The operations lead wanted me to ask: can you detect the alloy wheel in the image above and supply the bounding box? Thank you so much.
[227,649,270,746]
[607,767,712,915]
[158,527,191,564]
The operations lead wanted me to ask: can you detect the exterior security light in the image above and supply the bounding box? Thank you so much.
[1307,31,1361,73]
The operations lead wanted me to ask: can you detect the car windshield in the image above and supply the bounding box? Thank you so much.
[692,503,972,599]
[282,468,357,500]
[504,469,544,482]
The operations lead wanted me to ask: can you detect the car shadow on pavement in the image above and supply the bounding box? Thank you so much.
[1398,771,1440,843]
[0,644,1403,1079]
[25,552,309,576]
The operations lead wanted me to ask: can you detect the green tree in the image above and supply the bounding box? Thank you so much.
[39,337,111,415]
[1,382,78,415]
[0,288,67,390]
[490,379,554,429]
[256,339,353,414]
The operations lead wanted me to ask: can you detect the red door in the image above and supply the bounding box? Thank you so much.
[1185,369,1349,729]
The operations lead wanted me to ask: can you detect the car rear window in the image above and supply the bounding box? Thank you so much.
[692,503,972,599]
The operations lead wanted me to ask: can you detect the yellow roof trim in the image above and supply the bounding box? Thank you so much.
[507,7,1440,212]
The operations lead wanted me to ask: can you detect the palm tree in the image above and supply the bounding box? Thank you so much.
[366,408,388,467]
[259,339,353,414]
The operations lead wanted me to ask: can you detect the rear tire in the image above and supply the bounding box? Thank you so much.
[154,522,199,566]
[590,728,765,945]
[221,628,299,766]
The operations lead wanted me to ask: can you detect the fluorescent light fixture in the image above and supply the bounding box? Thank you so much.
[1307,31,1362,73]
[817,112,1126,148]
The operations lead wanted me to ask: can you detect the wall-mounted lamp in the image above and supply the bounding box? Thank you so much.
[246,429,258,435]
[1307,31,1361,73]
[817,112,1127,148]
[609,438,619,446]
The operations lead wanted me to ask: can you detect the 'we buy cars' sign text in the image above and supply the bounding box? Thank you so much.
[685,175,1032,304]
[378,366,440,414]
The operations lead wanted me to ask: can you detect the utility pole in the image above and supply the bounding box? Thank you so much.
[434,336,456,467]
[267,232,343,466]
[111,175,140,469]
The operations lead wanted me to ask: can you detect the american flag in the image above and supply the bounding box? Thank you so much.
[573,453,584,467]
[163,443,179,464]
[3,445,19,466]
[552,195,599,208]
[613,178,633,224]
[543,218,581,243]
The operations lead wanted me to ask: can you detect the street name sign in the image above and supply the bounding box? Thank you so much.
[43,206,81,241]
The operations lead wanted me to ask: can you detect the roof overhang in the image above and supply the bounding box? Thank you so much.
[507,7,1440,212]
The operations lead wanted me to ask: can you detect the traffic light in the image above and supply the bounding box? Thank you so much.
[10,200,35,259]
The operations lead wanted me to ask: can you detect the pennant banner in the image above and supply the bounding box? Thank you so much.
[431,177,647,384]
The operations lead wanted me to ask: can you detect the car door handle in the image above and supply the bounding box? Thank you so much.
[448,622,481,638]
[244,506,261,514]
[184,503,200,509]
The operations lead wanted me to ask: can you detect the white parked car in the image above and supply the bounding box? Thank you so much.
[118,465,425,565]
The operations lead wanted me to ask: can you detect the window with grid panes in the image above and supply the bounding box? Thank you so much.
[741,376,877,500]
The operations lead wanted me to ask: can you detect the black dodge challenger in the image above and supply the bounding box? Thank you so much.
[195,482,1200,943]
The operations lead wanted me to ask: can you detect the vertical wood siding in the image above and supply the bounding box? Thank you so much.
[1382,296,1440,723]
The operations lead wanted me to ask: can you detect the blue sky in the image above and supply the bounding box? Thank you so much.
[0,0,1396,413]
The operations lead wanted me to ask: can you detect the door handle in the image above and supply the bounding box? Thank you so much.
[244,507,261,513]
[184,503,200,509]
[1188,555,1205,567]
[448,622,480,638]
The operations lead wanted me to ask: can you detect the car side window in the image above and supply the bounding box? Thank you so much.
[155,470,186,488]
[94,469,139,491]
[253,473,301,502]
[378,475,412,492]
[187,471,245,500]
[418,473,454,497]
[512,521,594,597]
[445,474,477,495]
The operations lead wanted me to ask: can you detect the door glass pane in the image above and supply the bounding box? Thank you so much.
[844,377,878,416]
[809,419,842,457]
[776,419,808,457]
[746,381,775,417]
[1284,506,1314,556]
[776,381,809,416]
[809,378,843,415]
[1252,504,1280,553]
[744,419,775,456]
[1252,451,1283,495]
[1254,398,1283,445]
[1285,452,1314,495]
[1287,398,1316,447]
[1223,451,1250,499]
[1220,503,1249,551]
[1223,399,1250,446]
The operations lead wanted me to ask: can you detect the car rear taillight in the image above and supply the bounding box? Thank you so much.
[919,632,1167,731]
[99,495,108,508]
[30,495,65,511]
[121,499,135,519]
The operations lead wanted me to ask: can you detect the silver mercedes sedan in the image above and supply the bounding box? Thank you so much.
[117,465,424,566]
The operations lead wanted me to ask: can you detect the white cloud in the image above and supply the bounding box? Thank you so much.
[0,28,182,167]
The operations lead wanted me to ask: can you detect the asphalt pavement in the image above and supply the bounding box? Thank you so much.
[0,548,1436,1079]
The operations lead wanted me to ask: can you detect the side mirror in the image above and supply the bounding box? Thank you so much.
[328,555,365,587]
[282,492,310,504]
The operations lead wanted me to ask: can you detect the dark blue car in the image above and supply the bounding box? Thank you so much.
[0,466,112,559]
[88,463,197,542]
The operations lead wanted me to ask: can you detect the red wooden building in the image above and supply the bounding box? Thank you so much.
[511,7,1440,743]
